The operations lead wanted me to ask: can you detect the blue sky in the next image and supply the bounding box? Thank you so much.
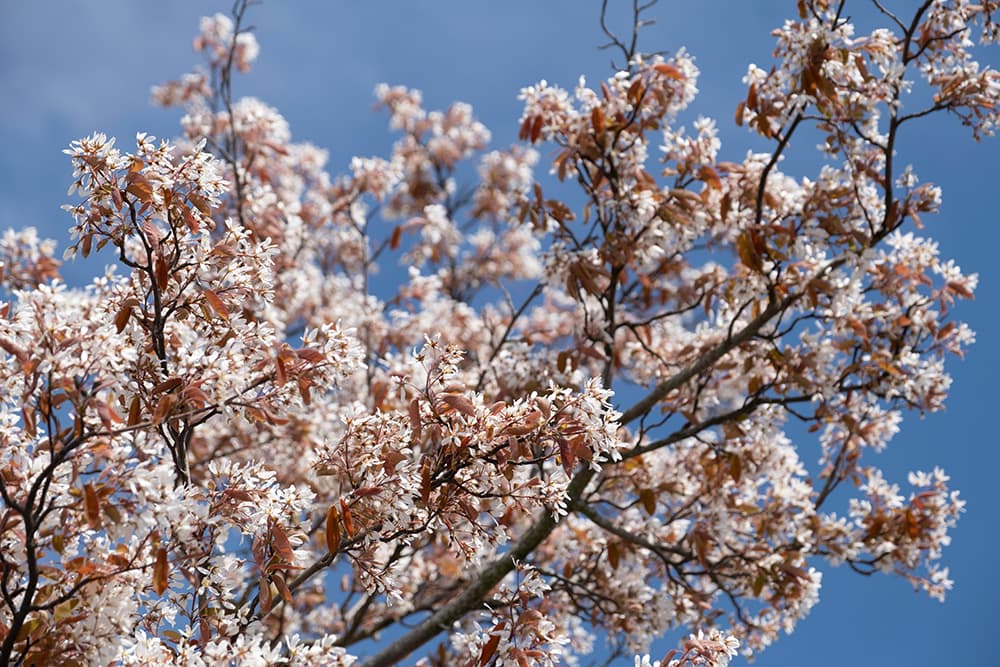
[1,2,997,665]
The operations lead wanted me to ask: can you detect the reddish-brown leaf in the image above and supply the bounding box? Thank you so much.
[639,489,657,515]
[188,193,212,217]
[478,622,505,667]
[153,547,169,595]
[607,541,620,570]
[557,438,576,476]
[125,178,153,204]
[225,489,255,504]
[590,106,605,134]
[275,355,288,386]
[408,398,423,441]
[95,400,122,430]
[730,455,743,483]
[265,518,291,553]
[296,348,324,363]
[518,116,533,142]
[572,346,603,364]
[198,616,211,647]
[340,499,356,537]
[382,448,407,476]
[654,63,685,79]
[529,115,544,143]
[505,422,539,437]
[259,575,272,614]
[128,395,142,426]
[114,304,132,333]
[876,359,902,376]
[152,377,183,395]
[297,378,312,406]
[736,232,764,273]
[83,483,102,530]
[22,405,36,438]
[936,321,957,340]
[272,572,293,604]
[203,289,229,320]
[627,78,644,103]
[441,393,477,417]
[152,394,175,425]
[154,257,170,291]
[52,533,64,555]
[947,280,974,299]
[0,337,27,363]
[325,504,341,555]
[182,205,200,233]
[697,165,722,190]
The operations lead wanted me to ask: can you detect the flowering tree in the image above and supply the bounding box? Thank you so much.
[1,0,995,664]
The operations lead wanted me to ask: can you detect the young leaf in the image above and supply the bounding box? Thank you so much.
[83,483,102,530]
[153,547,169,595]
[325,504,341,555]
[259,575,272,614]
[639,488,657,515]
[152,377,183,395]
[203,289,229,320]
[273,572,293,604]
[340,498,356,537]
[654,62,685,79]
[114,304,132,333]
[478,622,505,667]
[441,392,476,417]
[155,256,170,291]
[270,523,295,564]
[736,231,764,273]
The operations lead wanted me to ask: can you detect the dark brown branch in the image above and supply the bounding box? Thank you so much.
[620,290,799,426]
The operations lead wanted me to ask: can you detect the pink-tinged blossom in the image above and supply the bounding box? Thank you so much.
[193,13,259,72]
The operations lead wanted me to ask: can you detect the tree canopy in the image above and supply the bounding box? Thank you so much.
[1,1,997,665]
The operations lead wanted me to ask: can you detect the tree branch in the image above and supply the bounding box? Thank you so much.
[359,468,595,667]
